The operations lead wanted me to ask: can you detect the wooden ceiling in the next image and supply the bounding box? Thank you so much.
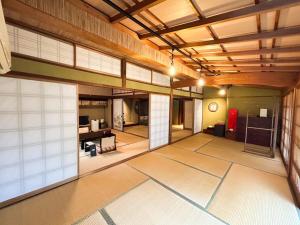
[84,0,300,87]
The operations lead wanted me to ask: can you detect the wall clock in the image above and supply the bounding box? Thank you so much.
[208,102,218,112]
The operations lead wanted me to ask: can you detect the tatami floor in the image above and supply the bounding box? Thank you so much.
[123,125,149,138]
[1,134,299,225]
[79,130,148,175]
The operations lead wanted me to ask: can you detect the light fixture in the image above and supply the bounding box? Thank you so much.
[197,77,205,86]
[218,88,226,96]
[169,48,176,76]
[196,68,201,72]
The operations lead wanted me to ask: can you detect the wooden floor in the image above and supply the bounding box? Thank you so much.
[1,134,299,225]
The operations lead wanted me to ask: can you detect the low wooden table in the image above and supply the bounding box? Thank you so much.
[79,128,116,153]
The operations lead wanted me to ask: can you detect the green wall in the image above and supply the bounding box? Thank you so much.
[202,86,282,129]
[203,97,227,129]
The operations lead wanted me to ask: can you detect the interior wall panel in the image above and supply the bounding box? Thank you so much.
[150,94,170,150]
[184,100,193,129]
[0,77,78,204]
[193,99,203,133]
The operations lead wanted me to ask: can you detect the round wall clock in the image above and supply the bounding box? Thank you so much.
[208,102,218,112]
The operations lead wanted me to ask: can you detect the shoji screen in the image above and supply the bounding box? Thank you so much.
[76,46,121,77]
[113,99,123,131]
[0,77,78,204]
[152,71,170,87]
[281,92,294,167]
[7,24,74,66]
[194,99,203,133]
[126,63,151,83]
[291,88,300,204]
[184,100,193,129]
[150,94,170,150]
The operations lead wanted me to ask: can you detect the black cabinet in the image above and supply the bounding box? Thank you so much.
[236,116,272,147]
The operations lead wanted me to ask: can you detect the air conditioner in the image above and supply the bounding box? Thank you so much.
[0,0,11,74]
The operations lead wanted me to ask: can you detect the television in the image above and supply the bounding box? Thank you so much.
[79,116,89,125]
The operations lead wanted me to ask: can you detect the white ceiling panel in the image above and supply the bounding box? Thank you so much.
[279,5,300,28]
[195,0,253,17]
[260,11,276,31]
[176,27,213,43]
[223,40,259,51]
[276,35,300,47]
[211,16,257,38]
[203,56,229,61]
[231,55,260,60]
[191,44,223,52]
[149,0,196,25]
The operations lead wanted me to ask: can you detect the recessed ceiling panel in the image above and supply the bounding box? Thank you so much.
[231,55,260,60]
[279,5,300,28]
[176,27,213,43]
[260,11,276,31]
[275,52,300,58]
[211,16,257,38]
[261,39,273,48]
[223,40,259,51]
[276,35,300,47]
[191,44,223,52]
[203,56,229,61]
[148,0,197,25]
[195,0,253,17]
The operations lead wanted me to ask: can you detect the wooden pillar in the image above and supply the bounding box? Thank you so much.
[121,59,126,88]
[169,77,173,144]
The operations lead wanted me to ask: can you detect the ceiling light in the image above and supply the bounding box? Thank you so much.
[218,88,226,96]
[169,49,176,76]
[196,68,201,72]
[197,77,205,86]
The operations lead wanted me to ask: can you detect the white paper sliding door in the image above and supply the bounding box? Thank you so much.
[193,99,203,134]
[150,94,170,150]
[184,100,193,129]
[113,99,123,131]
[0,77,78,204]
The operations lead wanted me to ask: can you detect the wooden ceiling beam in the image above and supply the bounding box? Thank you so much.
[159,26,300,50]
[185,57,300,65]
[172,72,300,88]
[173,46,300,58]
[140,0,300,39]
[203,66,300,72]
[110,0,166,23]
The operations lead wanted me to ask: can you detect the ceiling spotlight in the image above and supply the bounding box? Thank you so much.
[169,48,176,76]
[196,68,201,72]
[197,77,205,86]
[218,88,226,96]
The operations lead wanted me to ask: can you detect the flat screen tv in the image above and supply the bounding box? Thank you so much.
[79,116,89,125]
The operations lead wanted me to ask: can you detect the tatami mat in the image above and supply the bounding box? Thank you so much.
[75,211,107,225]
[156,145,231,177]
[127,153,221,207]
[197,138,287,177]
[172,133,214,151]
[171,129,193,142]
[0,164,147,225]
[113,129,146,146]
[208,164,299,225]
[80,140,149,175]
[123,125,148,138]
[105,180,227,225]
